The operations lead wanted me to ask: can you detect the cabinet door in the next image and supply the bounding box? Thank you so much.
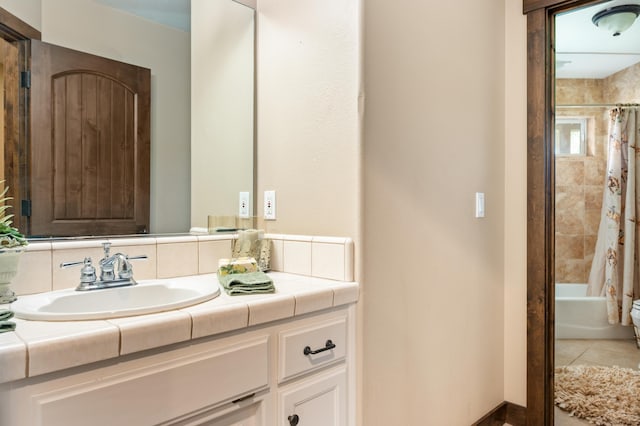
[279,367,347,426]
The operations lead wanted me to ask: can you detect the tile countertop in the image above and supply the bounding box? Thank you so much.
[0,272,359,384]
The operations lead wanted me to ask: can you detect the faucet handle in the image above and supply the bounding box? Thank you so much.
[126,255,148,261]
[60,257,97,284]
[102,242,111,258]
[60,259,87,269]
[117,254,148,279]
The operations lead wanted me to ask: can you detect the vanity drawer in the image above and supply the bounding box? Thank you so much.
[26,336,270,426]
[278,316,347,383]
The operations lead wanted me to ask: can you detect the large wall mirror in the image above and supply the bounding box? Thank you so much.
[525,0,640,423]
[0,0,255,238]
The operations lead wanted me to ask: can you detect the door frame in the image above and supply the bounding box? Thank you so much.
[523,0,606,424]
[0,7,39,233]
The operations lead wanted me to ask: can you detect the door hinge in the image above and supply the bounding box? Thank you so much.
[21,199,32,217]
[20,71,31,88]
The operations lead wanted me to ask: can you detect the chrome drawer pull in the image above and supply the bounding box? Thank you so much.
[303,339,336,356]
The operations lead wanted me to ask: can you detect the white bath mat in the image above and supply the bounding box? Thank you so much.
[555,365,640,425]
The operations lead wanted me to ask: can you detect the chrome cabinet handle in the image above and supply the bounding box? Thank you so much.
[303,339,336,355]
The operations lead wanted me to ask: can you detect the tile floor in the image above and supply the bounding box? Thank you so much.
[554,338,640,425]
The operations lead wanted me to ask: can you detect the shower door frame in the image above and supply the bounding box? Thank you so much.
[523,0,606,424]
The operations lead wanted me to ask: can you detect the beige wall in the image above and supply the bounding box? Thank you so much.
[11,0,191,234]
[363,0,507,424]
[256,0,361,239]
[256,0,530,421]
[0,0,41,30]
[256,4,363,422]
[504,0,528,407]
[191,0,254,228]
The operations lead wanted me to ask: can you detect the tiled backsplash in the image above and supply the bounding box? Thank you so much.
[12,234,355,296]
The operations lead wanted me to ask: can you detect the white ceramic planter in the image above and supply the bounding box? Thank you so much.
[0,246,25,303]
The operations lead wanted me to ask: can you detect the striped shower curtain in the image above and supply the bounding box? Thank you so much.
[587,107,640,325]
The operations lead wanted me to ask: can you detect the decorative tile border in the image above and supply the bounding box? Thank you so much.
[11,234,355,296]
[266,234,354,281]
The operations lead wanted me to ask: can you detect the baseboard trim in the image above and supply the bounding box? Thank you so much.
[472,401,526,426]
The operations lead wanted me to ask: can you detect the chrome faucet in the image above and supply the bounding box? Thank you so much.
[61,242,148,291]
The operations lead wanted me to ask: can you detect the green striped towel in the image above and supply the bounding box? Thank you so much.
[0,309,15,333]
[217,271,275,295]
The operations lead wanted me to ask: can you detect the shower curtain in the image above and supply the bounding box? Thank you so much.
[587,107,640,326]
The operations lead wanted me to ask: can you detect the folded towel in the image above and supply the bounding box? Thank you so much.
[0,309,15,333]
[217,271,275,296]
[0,309,13,322]
[0,321,16,333]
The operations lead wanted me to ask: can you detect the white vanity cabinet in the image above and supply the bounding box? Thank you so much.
[277,316,349,426]
[0,305,355,426]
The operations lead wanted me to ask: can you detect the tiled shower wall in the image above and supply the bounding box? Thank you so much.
[555,62,640,283]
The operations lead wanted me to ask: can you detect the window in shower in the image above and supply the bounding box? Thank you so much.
[555,117,587,156]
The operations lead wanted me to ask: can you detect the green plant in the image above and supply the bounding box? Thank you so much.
[0,184,27,248]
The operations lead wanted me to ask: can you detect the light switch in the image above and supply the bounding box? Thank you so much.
[475,192,485,218]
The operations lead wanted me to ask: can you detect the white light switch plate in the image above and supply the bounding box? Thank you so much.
[475,192,485,218]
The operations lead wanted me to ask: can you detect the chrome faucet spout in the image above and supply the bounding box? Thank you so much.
[100,253,135,280]
[61,242,148,291]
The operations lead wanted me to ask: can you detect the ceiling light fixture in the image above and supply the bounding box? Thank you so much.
[592,4,640,36]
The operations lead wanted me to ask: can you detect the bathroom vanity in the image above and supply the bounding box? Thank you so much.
[0,235,358,426]
[0,277,357,426]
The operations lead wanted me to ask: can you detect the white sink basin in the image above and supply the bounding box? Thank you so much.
[11,275,221,321]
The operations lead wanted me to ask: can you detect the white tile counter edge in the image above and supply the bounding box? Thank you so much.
[0,272,359,383]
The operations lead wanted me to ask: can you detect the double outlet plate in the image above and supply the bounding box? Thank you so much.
[238,191,277,220]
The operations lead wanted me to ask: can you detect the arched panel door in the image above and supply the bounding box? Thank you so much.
[29,40,150,237]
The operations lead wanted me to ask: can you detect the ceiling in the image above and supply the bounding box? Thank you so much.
[94,0,191,32]
[555,0,640,78]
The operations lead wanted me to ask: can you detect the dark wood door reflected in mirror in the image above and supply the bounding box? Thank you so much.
[28,40,150,237]
[1,36,151,238]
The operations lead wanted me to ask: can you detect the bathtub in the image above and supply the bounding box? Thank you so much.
[555,283,635,339]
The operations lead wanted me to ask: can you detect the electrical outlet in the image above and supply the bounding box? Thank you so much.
[239,192,250,219]
[264,190,276,220]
